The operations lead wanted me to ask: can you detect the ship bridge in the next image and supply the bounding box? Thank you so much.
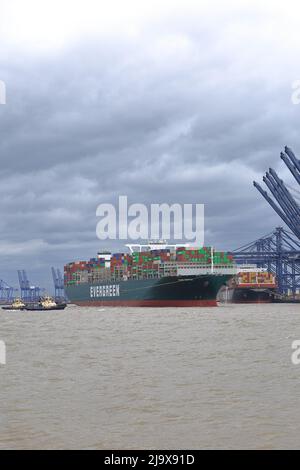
[125,240,191,253]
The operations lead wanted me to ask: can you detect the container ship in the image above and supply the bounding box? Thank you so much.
[64,242,237,307]
[218,266,276,303]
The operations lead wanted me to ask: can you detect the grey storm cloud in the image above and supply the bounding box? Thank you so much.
[0,0,300,289]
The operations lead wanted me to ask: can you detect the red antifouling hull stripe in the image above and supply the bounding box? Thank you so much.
[72,299,217,307]
[230,300,273,304]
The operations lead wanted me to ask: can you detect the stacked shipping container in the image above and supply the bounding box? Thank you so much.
[237,271,276,287]
[176,247,233,265]
[64,257,107,285]
[65,247,235,285]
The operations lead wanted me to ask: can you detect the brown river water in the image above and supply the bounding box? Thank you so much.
[0,303,300,449]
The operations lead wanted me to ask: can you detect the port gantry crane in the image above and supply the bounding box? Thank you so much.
[254,146,300,240]
[231,227,300,298]
[232,146,300,298]
[51,267,66,302]
[17,270,44,302]
[0,279,15,304]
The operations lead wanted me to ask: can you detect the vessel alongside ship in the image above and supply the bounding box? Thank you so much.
[218,266,276,303]
[64,242,237,307]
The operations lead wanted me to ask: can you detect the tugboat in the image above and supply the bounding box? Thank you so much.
[24,296,67,311]
[2,298,26,311]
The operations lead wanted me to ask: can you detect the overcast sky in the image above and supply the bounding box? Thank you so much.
[1,0,300,290]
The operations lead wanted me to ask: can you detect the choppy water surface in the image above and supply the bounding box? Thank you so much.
[0,303,300,449]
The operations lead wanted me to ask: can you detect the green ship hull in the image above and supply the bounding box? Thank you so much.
[65,274,232,307]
